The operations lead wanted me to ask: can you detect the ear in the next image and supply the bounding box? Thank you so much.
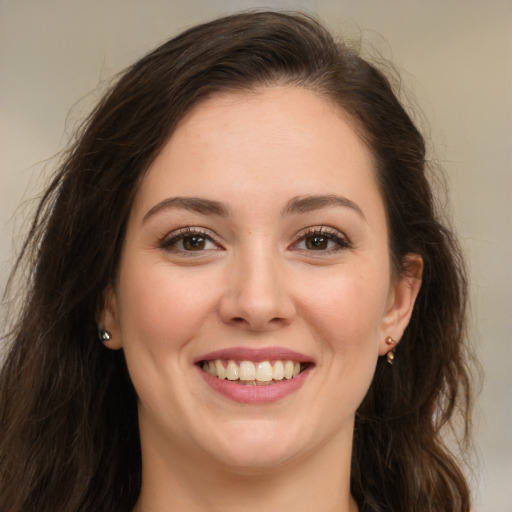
[97,285,123,350]
[378,253,423,356]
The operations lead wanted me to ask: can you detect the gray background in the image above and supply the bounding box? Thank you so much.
[1,1,510,510]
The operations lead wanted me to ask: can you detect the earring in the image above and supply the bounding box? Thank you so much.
[385,336,396,365]
[98,329,112,342]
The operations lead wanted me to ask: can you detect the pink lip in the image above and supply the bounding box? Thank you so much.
[197,365,312,404]
[194,346,313,364]
[194,346,314,404]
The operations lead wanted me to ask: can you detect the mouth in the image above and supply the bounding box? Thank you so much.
[195,347,314,403]
[198,359,311,386]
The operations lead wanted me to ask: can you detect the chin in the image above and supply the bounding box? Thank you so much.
[199,419,307,472]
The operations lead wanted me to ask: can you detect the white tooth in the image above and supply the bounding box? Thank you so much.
[215,360,226,379]
[255,361,273,382]
[208,360,217,376]
[226,360,239,381]
[272,360,285,380]
[202,361,209,374]
[239,360,256,380]
[284,360,294,379]
[293,362,301,377]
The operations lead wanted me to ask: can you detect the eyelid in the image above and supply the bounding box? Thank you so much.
[159,226,223,253]
[290,226,352,252]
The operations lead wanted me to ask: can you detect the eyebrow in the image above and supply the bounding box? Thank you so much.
[143,193,365,223]
[142,196,230,223]
[282,194,366,220]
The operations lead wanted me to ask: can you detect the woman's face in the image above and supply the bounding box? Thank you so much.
[102,86,420,472]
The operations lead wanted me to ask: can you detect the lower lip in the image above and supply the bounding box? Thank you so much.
[198,366,311,404]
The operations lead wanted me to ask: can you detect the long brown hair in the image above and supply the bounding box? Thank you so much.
[0,11,475,511]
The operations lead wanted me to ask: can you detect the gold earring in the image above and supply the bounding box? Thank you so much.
[385,336,396,365]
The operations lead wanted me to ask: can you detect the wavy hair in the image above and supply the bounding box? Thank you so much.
[0,11,474,512]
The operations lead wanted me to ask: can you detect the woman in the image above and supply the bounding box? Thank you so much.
[0,11,474,512]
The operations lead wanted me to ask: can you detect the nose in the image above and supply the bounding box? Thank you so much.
[218,247,296,332]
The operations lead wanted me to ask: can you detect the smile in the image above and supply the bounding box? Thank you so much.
[195,347,314,403]
[200,359,307,385]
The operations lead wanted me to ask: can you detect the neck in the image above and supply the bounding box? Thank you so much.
[134,422,359,512]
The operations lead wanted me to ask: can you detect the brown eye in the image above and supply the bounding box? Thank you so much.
[161,229,219,253]
[305,235,329,250]
[292,228,350,254]
[182,235,206,251]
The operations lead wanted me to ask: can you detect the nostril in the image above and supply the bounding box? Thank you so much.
[229,316,287,328]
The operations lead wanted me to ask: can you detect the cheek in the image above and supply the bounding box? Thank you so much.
[298,264,389,355]
[116,258,220,353]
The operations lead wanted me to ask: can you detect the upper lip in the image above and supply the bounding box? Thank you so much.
[194,346,314,364]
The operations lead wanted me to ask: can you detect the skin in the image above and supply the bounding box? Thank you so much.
[101,86,422,512]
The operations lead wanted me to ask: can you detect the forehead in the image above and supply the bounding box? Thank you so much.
[131,86,383,221]
[173,86,364,157]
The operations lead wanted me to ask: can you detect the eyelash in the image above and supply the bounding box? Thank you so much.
[159,226,351,255]
[291,226,351,254]
[159,227,221,255]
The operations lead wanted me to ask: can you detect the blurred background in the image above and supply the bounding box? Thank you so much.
[1,1,510,510]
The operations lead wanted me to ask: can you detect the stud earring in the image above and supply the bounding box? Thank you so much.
[385,336,396,365]
[98,329,112,342]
